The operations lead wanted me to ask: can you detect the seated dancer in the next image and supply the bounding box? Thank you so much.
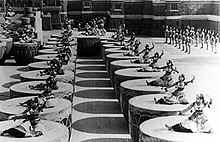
[123,39,141,56]
[29,76,58,91]
[20,87,55,109]
[154,74,195,105]
[137,50,164,72]
[146,60,178,86]
[0,95,46,138]
[165,93,213,133]
[39,58,64,76]
[131,42,154,63]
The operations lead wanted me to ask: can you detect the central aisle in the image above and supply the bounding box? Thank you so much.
[71,56,132,142]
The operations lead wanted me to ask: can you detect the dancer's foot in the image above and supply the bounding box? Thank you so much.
[165,124,173,130]
[146,80,149,86]
[154,97,157,103]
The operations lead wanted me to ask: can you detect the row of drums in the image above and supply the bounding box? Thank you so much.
[99,39,215,142]
[0,34,77,142]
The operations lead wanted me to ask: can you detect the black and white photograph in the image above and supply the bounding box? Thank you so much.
[0,0,219,142]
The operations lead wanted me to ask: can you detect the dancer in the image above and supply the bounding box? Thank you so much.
[165,93,213,133]
[154,74,195,105]
[146,60,178,86]
[131,43,154,63]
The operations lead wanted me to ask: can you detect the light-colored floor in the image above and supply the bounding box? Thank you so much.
[0,31,220,142]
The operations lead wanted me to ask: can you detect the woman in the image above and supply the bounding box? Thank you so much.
[145,60,178,86]
[137,51,164,72]
[131,43,154,63]
[0,96,46,138]
[154,74,195,105]
[123,39,141,56]
[165,93,213,133]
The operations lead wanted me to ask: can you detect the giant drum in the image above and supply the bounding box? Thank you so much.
[119,79,165,121]
[114,68,163,99]
[34,54,57,62]
[10,81,73,100]
[129,95,190,142]
[0,42,7,63]
[20,70,75,84]
[0,120,68,142]
[106,53,139,78]
[0,96,71,122]
[76,35,100,57]
[110,60,151,88]
[38,49,58,54]
[0,37,13,64]
[102,44,125,65]
[28,61,76,72]
[12,42,39,65]
[139,116,216,142]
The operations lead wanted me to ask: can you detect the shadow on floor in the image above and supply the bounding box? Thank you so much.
[82,138,132,142]
[16,66,30,72]
[10,73,21,80]
[77,60,104,65]
[77,66,106,71]
[74,101,121,114]
[0,91,10,100]
[75,89,116,99]
[2,81,21,89]
[76,72,108,78]
[76,80,112,88]
[72,117,129,134]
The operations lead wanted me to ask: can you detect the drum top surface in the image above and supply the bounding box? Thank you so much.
[105,48,128,54]
[140,116,216,142]
[10,81,73,95]
[129,94,190,112]
[103,44,124,48]
[107,53,139,59]
[34,54,57,61]
[20,70,74,80]
[121,79,164,93]
[0,120,68,142]
[115,68,163,78]
[43,45,57,49]
[0,96,71,115]
[39,49,57,54]
[28,61,50,69]
[46,41,58,45]
[74,34,100,39]
[101,40,119,44]
[111,59,148,67]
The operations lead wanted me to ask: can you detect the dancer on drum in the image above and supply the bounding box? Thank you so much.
[145,60,178,86]
[29,76,58,91]
[0,96,46,138]
[165,93,213,133]
[154,74,195,105]
[137,50,164,72]
[131,42,154,63]
[123,39,141,56]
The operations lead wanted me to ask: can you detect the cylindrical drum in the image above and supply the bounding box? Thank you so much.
[110,60,152,89]
[50,34,62,39]
[119,79,165,121]
[34,54,57,62]
[114,68,163,99]
[0,42,7,62]
[0,37,13,64]
[76,36,100,57]
[0,120,68,142]
[48,37,59,42]
[42,45,57,49]
[38,49,58,54]
[129,94,188,142]
[12,42,39,65]
[20,70,75,84]
[28,61,76,72]
[102,44,125,65]
[10,81,73,99]
[0,96,71,122]
[139,116,215,142]
[46,41,58,45]
[106,53,139,78]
